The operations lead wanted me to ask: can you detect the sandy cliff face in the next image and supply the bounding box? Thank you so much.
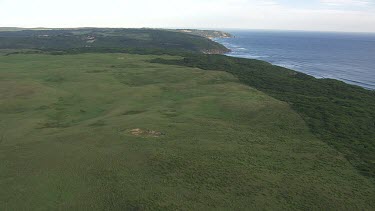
[202,48,231,54]
[176,29,233,54]
[174,29,233,39]
[206,31,233,39]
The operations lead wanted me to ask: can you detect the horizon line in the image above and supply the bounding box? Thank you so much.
[1,26,375,34]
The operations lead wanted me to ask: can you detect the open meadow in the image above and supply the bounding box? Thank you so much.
[0,53,374,209]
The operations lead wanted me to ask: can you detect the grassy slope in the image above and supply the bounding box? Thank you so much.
[0,53,374,210]
[152,55,375,180]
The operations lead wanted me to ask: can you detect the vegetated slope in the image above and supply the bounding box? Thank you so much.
[0,28,229,53]
[152,54,375,181]
[0,53,374,210]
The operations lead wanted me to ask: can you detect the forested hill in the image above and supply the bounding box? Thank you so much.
[0,28,230,54]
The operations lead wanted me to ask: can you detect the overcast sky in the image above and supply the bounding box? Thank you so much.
[1,0,375,32]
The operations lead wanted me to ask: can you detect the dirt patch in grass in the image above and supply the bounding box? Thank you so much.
[128,128,164,137]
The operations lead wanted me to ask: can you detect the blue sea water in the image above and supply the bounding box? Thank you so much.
[215,30,375,90]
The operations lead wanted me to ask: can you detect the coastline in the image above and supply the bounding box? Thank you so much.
[213,31,375,90]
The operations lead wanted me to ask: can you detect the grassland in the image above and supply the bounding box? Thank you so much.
[0,53,374,210]
[153,55,375,181]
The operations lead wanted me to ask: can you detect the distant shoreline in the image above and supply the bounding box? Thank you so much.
[213,30,375,90]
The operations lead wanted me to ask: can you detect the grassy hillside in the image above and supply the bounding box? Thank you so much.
[152,54,375,181]
[0,53,374,209]
[0,28,229,54]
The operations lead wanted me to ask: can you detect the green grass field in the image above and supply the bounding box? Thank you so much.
[0,53,374,210]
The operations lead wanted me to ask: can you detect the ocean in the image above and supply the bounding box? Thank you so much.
[215,30,375,90]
